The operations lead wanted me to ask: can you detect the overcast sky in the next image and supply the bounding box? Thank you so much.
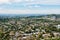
[0,0,60,14]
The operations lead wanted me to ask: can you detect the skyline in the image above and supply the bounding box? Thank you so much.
[0,0,60,14]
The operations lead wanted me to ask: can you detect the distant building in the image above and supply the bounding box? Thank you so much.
[51,16,56,20]
[56,25,60,29]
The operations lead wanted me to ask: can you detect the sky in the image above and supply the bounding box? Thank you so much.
[0,0,60,14]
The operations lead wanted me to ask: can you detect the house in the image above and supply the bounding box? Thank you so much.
[9,31,15,36]
[42,33,51,39]
[15,31,20,37]
[53,32,60,37]
[17,34,29,40]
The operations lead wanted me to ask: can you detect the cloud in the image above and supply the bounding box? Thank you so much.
[0,0,9,4]
[9,0,22,3]
[0,0,60,5]
[0,9,60,14]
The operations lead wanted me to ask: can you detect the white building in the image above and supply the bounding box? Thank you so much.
[56,25,60,29]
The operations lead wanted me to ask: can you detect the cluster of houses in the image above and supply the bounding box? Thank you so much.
[0,16,60,40]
